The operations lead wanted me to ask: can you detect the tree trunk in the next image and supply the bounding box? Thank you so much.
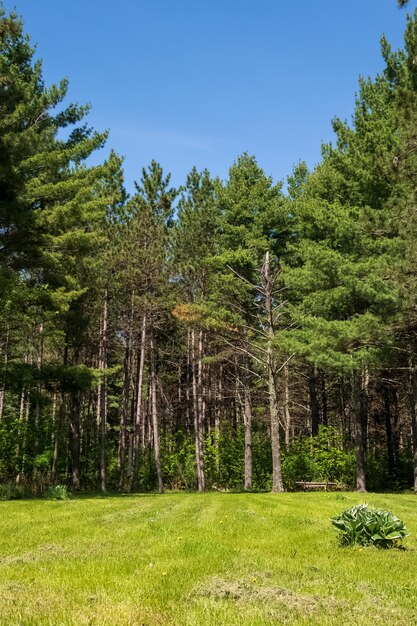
[283,364,291,448]
[118,292,134,488]
[33,322,44,471]
[214,368,222,474]
[320,370,328,426]
[51,392,59,484]
[309,366,320,437]
[408,350,417,493]
[352,370,367,492]
[243,380,252,490]
[0,328,9,420]
[263,251,284,493]
[192,327,205,492]
[361,368,369,457]
[98,290,108,493]
[150,331,163,494]
[133,313,147,491]
[383,381,395,481]
[70,393,81,491]
[185,328,192,435]
[16,383,26,485]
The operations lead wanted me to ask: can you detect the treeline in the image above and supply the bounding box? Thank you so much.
[2,6,417,494]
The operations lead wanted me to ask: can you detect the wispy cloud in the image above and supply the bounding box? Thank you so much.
[112,127,214,152]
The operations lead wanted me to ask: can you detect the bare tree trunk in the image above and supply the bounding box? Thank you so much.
[268,366,283,492]
[150,332,163,493]
[201,330,207,434]
[243,380,252,490]
[214,368,222,474]
[70,392,81,491]
[352,370,367,492]
[234,360,240,428]
[192,328,205,492]
[0,328,9,420]
[361,368,369,457]
[23,387,30,481]
[309,366,320,437]
[339,377,351,445]
[51,392,59,484]
[408,350,417,493]
[16,383,26,485]
[185,328,192,435]
[283,364,291,448]
[320,370,328,426]
[118,292,134,488]
[126,431,134,490]
[33,322,44,470]
[392,387,400,465]
[382,381,395,481]
[133,313,147,491]
[263,251,284,493]
[17,350,32,485]
[98,289,108,493]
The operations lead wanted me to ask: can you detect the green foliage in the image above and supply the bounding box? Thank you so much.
[161,433,197,490]
[44,484,71,500]
[34,450,53,473]
[215,427,272,490]
[282,427,356,489]
[159,427,272,491]
[331,503,410,548]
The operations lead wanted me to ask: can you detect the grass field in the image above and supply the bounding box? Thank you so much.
[0,492,416,625]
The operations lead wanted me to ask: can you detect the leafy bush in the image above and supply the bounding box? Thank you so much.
[44,484,71,500]
[34,450,53,473]
[331,503,410,549]
[160,433,197,490]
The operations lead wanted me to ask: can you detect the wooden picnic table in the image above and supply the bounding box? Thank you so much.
[295,481,338,491]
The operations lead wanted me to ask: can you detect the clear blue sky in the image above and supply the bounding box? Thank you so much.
[6,0,413,194]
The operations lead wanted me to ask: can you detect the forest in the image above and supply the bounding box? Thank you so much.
[2,4,417,496]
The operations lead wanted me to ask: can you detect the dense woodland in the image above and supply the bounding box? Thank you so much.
[3,5,417,495]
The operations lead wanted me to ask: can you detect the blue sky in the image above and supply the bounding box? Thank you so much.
[7,0,412,194]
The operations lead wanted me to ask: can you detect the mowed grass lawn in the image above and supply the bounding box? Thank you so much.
[0,492,416,625]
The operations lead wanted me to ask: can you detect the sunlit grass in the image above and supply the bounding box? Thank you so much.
[1,492,416,624]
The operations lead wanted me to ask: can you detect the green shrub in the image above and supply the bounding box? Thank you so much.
[44,485,71,500]
[331,503,410,549]
[34,450,53,473]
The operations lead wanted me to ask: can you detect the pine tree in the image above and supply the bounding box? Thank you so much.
[281,22,415,490]
[214,154,292,492]
[0,5,125,489]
